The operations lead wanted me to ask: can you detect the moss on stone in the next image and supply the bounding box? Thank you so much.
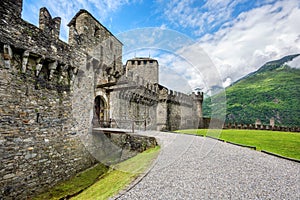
[32,163,109,200]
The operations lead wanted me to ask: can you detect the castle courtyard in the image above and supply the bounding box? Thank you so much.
[116,131,300,199]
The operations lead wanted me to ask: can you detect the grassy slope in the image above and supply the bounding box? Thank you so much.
[33,146,160,200]
[176,129,300,160]
[204,66,300,126]
[33,163,109,200]
[72,146,160,200]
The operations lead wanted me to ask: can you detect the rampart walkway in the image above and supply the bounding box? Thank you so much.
[116,131,299,199]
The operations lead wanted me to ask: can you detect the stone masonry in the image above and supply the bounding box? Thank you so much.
[0,0,202,199]
[106,57,203,131]
[0,1,97,198]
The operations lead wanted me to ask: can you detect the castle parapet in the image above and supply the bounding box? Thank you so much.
[0,2,82,89]
[39,8,61,38]
[192,91,203,102]
[1,44,79,88]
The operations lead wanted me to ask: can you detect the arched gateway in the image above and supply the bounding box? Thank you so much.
[93,95,109,127]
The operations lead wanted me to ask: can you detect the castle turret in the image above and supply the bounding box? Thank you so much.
[39,7,61,38]
[192,91,204,128]
[67,10,122,54]
[156,85,169,131]
[125,57,159,84]
[67,10,123,84]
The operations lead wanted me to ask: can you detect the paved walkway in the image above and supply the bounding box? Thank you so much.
[116,131,300,200]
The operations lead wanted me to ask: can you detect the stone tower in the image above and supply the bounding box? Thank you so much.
[67,9,123,84]
[192,91,204,128]
[125,57,159,84]
[39,7,61,38]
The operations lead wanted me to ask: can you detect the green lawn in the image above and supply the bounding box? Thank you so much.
[71,146,160,200]
[176,129,300,160]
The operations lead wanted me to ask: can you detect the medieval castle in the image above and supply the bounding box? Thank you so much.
[0,0,203,198]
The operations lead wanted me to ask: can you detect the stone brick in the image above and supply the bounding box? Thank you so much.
[0,0,203,199]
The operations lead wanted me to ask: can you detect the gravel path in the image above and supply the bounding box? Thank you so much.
[116,131,300,200]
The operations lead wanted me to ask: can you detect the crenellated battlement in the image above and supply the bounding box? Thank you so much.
[0,1,204,199]
[191,91,204,102]
[165,90,193,106]
[0,44,79,91]
[0,0,123,89]
[110,64,198,108]
[0,7,83,68]
[39,7,61,38]
[0,2,91,90]
[125,57,159,84]
[123,70,194,105]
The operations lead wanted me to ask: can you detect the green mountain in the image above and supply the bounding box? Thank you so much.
[203,54,300,127]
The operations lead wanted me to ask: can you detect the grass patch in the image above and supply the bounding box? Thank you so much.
[33,163,109,200]
[176,129,300,160]
[71,146,160,200]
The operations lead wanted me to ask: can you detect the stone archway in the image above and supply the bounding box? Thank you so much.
[93,95,108,127]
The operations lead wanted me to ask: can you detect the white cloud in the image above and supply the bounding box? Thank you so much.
[156,0,300,89]
[159,24,168,30]
[175,43,223,92]
[147,0,300,94]
[222,77,232,88]
[22,0,137,41]
[21,0,300,94]
[121,48,199,93]
[159,64,193,93]
[118,27,224,94]
[196,0,300,82]
[286,55,300,69]
[162,0,246,36]
[156,52,206,93]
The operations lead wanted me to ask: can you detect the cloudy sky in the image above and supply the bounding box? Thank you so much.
[22,0,300,93]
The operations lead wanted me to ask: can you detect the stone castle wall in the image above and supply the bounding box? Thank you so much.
[68,9,123,86]
[108,73,159,130]
[108,72,203,131]
[161,88,202,131]
[0,1,155,199]
[0,62,96,199]
[0,0,202,198]
[0,2,99,198]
